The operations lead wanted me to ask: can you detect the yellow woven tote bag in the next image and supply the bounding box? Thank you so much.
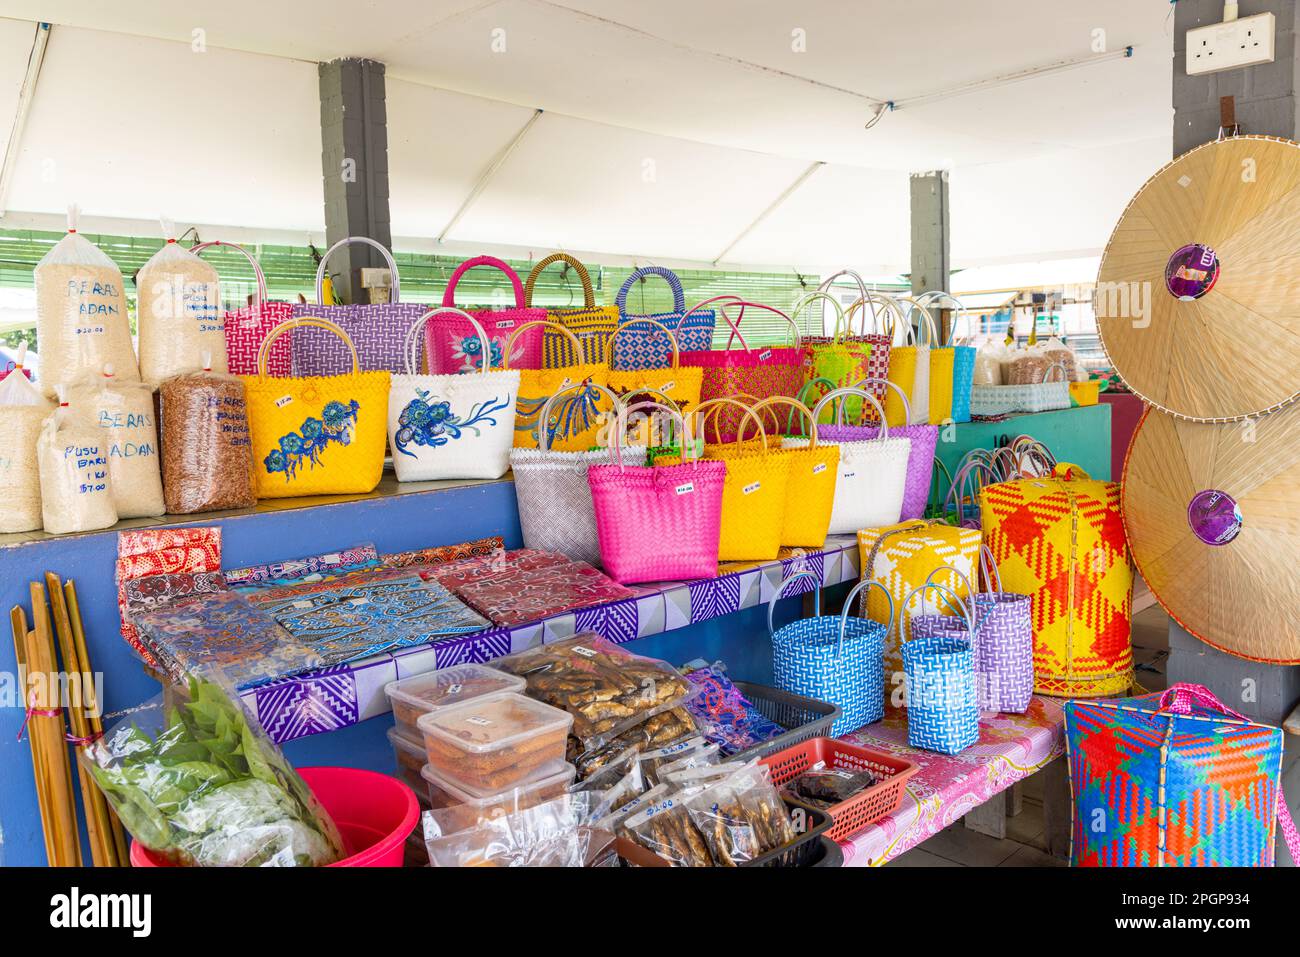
[242,316,390,499]
[686,398,791,562]
[525,252,620,368]
[606,317,703,425]
[980,463,1134,697]
[751,395,838,548]
[507,320,610,451]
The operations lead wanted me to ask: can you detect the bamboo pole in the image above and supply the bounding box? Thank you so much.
[45,572,114,867]
[28,582,81,866]
[65,580,129,865]
[11,605,57,866]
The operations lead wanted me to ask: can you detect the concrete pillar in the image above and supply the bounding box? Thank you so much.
[318,57,391,304]
[909,170,950,336]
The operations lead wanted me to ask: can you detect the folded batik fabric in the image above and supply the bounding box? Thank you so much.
[223,543,380,586]
[454,559,634,627]
[423,549,568,592]
[381,536,505,569]
[116,527,224,666]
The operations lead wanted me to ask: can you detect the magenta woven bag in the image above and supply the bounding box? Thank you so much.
[813,376,938,521]
[191,240,295,377]
[588,400,726,584]
[679,297,806,444]
[424,256,546,373]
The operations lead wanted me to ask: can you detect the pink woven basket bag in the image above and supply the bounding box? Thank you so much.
[679,296,806,444]
[425,256,546,373]
[191,240,295,377]
[588,400,727,584]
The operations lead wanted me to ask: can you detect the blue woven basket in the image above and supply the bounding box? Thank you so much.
[901,580,980,755]
[770,571,891,736]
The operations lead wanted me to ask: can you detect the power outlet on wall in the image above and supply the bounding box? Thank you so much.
[1186,11,1276,76]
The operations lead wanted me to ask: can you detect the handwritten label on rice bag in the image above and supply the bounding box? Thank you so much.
[675,482,695,495]
[275,395,293,408]
[743,481,761,494]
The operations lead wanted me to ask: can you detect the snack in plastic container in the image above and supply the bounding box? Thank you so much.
[785,761,875,810]
[158,363,256,513]
[418,693,573,793]
[684,762,796,866]
[385,664,525,742]
[33,206,141,400]
[37,392,118,535]
[135,223,225,385]
[420,760,575,835]
[621,791,714,867]
[0,343,53,532]
[68,366,165,518]
[387,726,428,795]
[422,791,610,867]
[84,676,344,866]
[494,633,697,749]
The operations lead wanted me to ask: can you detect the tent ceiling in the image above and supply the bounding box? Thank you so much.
[0,1,1175,273]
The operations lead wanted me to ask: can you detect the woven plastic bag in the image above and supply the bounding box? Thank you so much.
[771,571,889,735]
[37,394,118,535]
[526,253,619,368]
[190,240,296,377]
[241,317,390,498]
[611,266,716,370]
[68,366,165,518]
[815,269,892,413]
[750,396,838,548]
[1065,684,1300,867]
[136,223,226,385]
[605,317,704,425]
[901,581,980,754]
[792,291,870,423]
[980,462,1133,697]
[158,365,256,513]
[0,344,53,532]
[34,207,140,400]
[507,320,610,451]
[425,255,546,373]
[388,307,519,481]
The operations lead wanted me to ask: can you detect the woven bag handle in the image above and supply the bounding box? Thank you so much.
[536,380,621,453]
[943,457,997,523]
[923,564,998,635]
[901,580,978,664]
[809,387,888,441]
[929,455,955,516]
[792,377,838,435]
[846,293,906,339]
[523,252,595,308]
[1041,360,1070,384]
[315,236,401,305]
[618,389,683,446]
[767,570,896,660]
[839,578,895,658]
[693,392,776,445]
[1157,683,1300,862]
[257,316,359,376]
[979,544,1004,594]
[817,269,878,333]
[790,290,846,340]
[442,255,527,309]
[1052,461,1090,481]
[403,307,491,376]
[752,396,817,449]
[712,298,803,353]
[895,297,940,347]
[503,319,584,370]
[190,240,267,309]
[916,290,967,346]
[849,375,912,426]
[615,266,685,315]
[767,569,823,637]
[606,317,681,369]
[686,398,769,456]
[617,398,691,469]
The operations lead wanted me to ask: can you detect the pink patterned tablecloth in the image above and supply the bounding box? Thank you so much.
[838,695,1066,866]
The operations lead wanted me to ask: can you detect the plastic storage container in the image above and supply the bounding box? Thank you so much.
[419,759,576,834]
[417,693,573,793]
[386,664,525,742]
[387,726,428,795]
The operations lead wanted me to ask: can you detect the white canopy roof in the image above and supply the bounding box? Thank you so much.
[0,1,1174,275]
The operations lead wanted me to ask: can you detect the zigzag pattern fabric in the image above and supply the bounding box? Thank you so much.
[979,465,1133,697]
[1065,687,1288,867]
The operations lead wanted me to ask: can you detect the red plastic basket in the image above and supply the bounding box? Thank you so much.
[761,737,919,842]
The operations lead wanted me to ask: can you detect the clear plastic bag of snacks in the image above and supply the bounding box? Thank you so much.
[422,792,612,867]
[684,762,795,867]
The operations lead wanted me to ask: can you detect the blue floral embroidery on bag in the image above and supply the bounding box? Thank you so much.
[264,399,360,481]
[395,388,511,458]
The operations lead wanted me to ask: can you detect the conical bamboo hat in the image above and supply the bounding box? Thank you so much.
[1097,135,1300,422]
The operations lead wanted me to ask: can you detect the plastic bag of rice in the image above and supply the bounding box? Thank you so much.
[37,389,118,535]
[68,365,165,518]
[0,344,54,532]
[34,206,140,401]
[159,360,255,514]
[136,220,226,385]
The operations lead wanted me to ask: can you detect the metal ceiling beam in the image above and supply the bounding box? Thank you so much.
[0,22,52,219]
[437,108,544,243]
[711,161,824,266]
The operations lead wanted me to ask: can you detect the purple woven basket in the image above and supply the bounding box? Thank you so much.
[971,592,1033,713]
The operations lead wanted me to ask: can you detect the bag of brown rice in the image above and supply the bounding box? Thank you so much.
[159,359,255,514]
[37,390,118,535]
[0,345,54,532]
[67,365,165,519]
[34,206,140,401]
[136,221,226,386]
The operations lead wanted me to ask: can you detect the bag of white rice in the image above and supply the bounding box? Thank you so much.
[34,206,140,401]
[68,365,165,518]
[0,345,54,532]
[136,220,226,385]
[158,358,256,514]
[37,389,118,535]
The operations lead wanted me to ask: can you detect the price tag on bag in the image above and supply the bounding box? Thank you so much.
[743,481,761,494]
[675,482,695,495]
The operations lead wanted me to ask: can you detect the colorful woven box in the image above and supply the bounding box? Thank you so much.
[857,520,981,701]
[980,463,1133,697]
[1065,684,1298,867]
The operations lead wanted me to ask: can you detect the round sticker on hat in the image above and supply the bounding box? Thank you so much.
[1165,244,1220,300]
[1187,489,1242,546]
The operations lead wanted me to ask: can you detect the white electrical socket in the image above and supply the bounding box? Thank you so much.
[1186,11,1275,76]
